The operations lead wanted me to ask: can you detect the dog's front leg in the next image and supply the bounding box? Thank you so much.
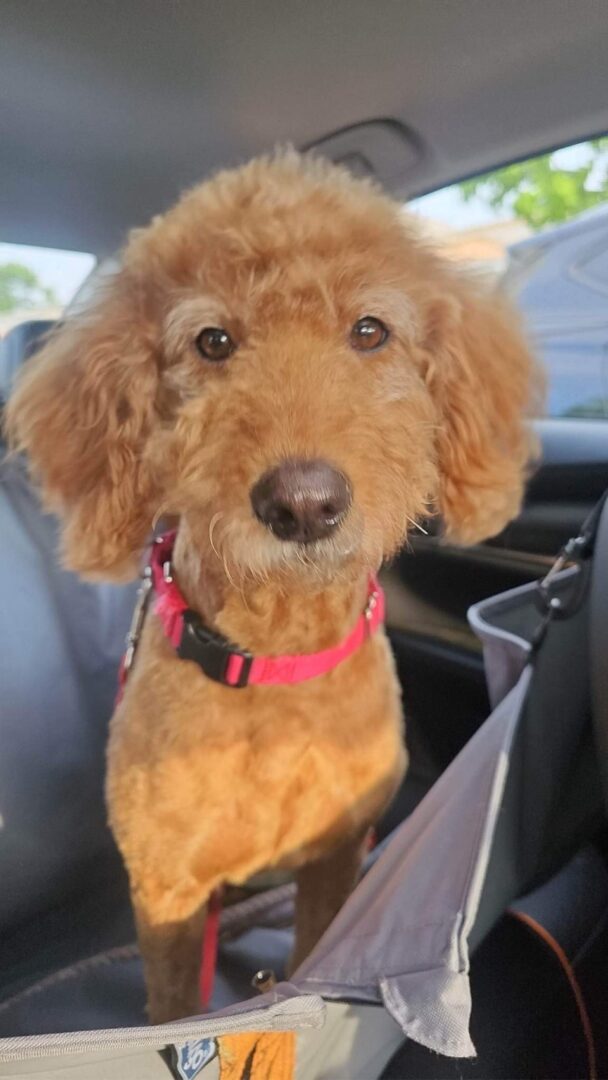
[133,895,209,1025]
[289,828,369,975]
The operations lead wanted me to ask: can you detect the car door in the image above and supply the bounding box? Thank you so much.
[377,180,608,833]
[380,419,608,831]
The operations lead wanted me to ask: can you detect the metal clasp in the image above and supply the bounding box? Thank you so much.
[123,565,153,677]
[364,589,379,622]
[251,968,276,993]
[536,533,587,618]
[532,531,589,652]
[538,534,587,596]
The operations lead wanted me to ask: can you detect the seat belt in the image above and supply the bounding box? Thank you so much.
[590,490,608,810]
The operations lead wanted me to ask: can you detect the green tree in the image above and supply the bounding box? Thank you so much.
[459,137,608,230]
[563,396,608,420]
[0,262,57,314]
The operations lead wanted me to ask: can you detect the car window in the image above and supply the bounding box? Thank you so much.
[409,137,608,419]
[0,243,95,338]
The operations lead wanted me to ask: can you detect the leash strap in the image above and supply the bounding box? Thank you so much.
[199,888,222,1009]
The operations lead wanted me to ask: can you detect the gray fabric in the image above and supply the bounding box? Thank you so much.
[2,844,606,1075]
[0,927,298,1039]
[468,567,577,708]
[0,452,137,930]
[295,1001,403,1080]
[0,1002,401,1080]
[287,572,576,1056]
[290,670,531,1058]
[0,875,135,1010]
[0,322,137,936]
[0,1047,180,1078]
[0,948,145,1038]
[470,560,603,953]
[0,991,325,1064]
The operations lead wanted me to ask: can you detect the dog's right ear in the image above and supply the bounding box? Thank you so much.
[5,275,160,580]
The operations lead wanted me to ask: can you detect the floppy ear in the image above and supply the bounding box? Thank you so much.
[5,278,160,580]
[423,277,542,544]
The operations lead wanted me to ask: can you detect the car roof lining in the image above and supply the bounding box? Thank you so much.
[2,0,608,255]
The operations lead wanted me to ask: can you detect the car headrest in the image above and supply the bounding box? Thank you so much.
[0,319,56,406]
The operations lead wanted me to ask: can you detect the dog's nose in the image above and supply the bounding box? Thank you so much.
[251,459,352,543]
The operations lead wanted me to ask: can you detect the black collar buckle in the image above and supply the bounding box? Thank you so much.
[177,610,253,688]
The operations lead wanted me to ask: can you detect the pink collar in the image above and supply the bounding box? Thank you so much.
[133,532,384,689]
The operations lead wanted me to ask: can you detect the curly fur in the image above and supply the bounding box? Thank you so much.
[6,149,540,1023]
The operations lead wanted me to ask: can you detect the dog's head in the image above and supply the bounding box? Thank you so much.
[6,151,540,585]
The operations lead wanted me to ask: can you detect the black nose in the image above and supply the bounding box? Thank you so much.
[250,459,352,543]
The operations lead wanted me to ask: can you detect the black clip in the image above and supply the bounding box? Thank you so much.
[532,532,589,652]
[178,611,253,688]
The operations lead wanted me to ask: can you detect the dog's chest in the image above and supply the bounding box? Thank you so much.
[174,642,403,864]
[109,631,405,882]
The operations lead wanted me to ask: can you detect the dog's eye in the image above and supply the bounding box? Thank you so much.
[350,316,390,352]
[195,327,236,362]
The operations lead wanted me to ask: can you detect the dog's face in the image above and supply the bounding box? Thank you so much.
[149,207,439,585]
[7,152,539,584]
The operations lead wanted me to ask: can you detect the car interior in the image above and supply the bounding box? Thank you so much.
[2,2,608,1077]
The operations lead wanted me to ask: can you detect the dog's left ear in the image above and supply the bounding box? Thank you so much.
[422,277,542,544]
[5,272,161,580]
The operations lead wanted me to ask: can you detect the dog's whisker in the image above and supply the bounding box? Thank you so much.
[406,515,429,535]
[294,546,308,570]
[208,512,224,562]
[222,551,241,595]
[151,497,172,534]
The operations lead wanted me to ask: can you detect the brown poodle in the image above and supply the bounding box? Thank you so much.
[6,150,538,1024]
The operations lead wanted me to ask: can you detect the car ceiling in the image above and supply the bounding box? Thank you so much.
[2,0,608,256]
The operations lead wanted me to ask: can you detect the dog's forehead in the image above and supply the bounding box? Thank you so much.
[159,216,410,325]
[144,161,407,279]
[180,208,396,274]
[132,156,426,331]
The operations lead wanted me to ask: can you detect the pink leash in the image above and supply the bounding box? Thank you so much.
[199,888,222,1009]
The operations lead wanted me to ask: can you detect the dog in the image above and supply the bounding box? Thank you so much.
[6,150,538,1024]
